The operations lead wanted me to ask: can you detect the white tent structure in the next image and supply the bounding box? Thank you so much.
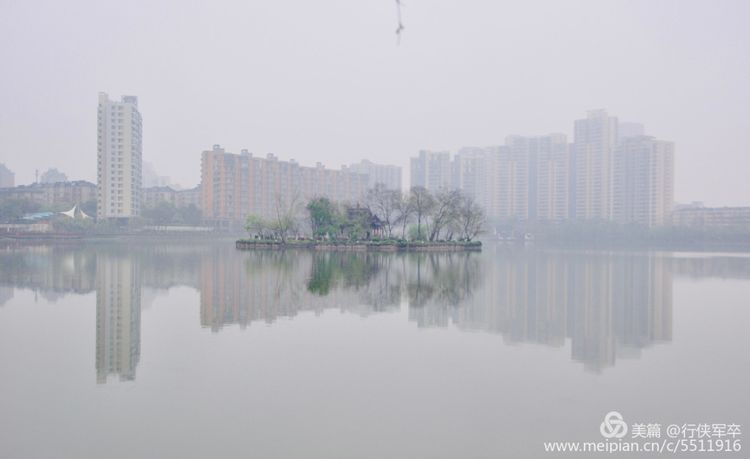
[60,203,91,220]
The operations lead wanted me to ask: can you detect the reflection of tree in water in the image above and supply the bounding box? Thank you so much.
[302,252,482,311]
[405,253,482,309]
[243,250,306,311]
[308,253,382,295]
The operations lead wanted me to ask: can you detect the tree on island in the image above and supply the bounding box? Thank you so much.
[409,186,435,241]
[428,189,462,241]
[454,194,485,241]
[306,197,341,239]
[243,187,485,243]
[394,191,414,239]
[366,184,401,239]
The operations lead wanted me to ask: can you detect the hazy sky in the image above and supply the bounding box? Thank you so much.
[1,0,748,205]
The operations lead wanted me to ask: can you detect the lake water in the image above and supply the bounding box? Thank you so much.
[0,241,748,458]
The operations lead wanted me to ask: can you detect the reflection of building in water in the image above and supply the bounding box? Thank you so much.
[0,286,13,306]
[0,246,96,297]
[406,254,483,328]
[199,251,400,331]
[96,254,141,383]
[0,243,705,375]
[417,250,673,372]
[672,255,750,280]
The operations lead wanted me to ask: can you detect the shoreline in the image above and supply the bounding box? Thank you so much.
[235,240,482,252]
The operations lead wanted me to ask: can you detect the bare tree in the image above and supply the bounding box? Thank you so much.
[272,190,302,244]
[394,191,414,239]
[366,184,400,238]
[455,194,485,241]
[428,189,462,241]
[409,186,435,240]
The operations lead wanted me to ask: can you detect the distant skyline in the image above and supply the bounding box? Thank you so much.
[1,0,749,206]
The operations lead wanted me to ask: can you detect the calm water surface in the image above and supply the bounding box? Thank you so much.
[0,242,748,458]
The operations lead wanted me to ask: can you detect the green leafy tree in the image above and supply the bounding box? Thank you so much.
[245,214,270,238]
[306,197,340,239]
[142,201,178,225]
[177,204,202,226]
[0,198,41,222]
[80,199,97,218]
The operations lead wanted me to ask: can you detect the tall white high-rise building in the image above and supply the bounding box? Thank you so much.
[486,145,529,222]
[617,122,645,142]
[613,136,675,227]
[572,109,618,220]
[410,150,451,191]
[506,134,569,222]
[97,93,143,220]
[452,147,491,209]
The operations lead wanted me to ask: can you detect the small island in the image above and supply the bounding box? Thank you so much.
[236,239,481,252]
[236,186,484,252]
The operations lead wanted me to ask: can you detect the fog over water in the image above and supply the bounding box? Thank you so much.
[1,0,749,205]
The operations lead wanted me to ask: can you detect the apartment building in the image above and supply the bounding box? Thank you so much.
[410,150,452,191]
[613,136,675,227]
[201,145,369,227]
[348,159,402,191]
[0,180,96,208]
[96,92,143,221]
[572,109,618,220]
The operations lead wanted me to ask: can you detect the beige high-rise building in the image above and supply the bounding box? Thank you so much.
[97,93,143,220]
[572,110,618,220]
[201,145,369,227]
[613,136,675,227]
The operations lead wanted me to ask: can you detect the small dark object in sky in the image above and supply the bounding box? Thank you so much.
[395,0,405,44]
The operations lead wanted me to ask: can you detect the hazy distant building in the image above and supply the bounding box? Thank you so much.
[0,180,96,208]
[97,93,143,221]
[0,163,14,188]
[142,186,176,208]
[175,185,202,210]
[410,150,452,191]
[487,145,529,221]
[39,168,68,184]
[142,185,202,210]
[142,161,171,188]
[618,122,645,142]
[201,145,368,226]
[572,109,618,220]
[674,206,750,228]
[452,147,492,211]
[506,134,569,222]
[613,136,675,227]
[348,159,402,191]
